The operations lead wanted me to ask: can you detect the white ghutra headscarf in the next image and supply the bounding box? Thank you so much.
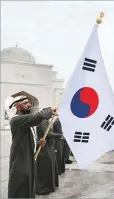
[8,95,37,153]
[8,95,28,120]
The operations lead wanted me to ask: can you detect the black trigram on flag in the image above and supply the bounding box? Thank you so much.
[101,115,114,131]
[82,58,97,72]
[73,132,90,143]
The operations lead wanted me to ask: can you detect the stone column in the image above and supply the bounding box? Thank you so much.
[0,97,5,130]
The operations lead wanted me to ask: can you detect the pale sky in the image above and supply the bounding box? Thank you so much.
[1,1,114,91]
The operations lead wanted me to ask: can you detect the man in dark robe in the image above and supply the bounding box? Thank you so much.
[53,118,65,175]
[8,95,57,198]
[64,141,73,164]
[35,117,63,195]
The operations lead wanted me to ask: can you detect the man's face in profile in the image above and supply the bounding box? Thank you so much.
[19,100,32,114]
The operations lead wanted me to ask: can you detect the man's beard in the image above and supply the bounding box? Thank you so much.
[21,109,31,115]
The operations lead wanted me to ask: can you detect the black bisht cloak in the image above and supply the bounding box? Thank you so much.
[8,108,52,198]
[53,118,65,175]
[35,119,62,194]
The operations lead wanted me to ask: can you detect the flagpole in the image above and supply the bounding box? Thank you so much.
[34,101,61,161]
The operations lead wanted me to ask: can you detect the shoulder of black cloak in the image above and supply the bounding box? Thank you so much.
[40,119,49,133]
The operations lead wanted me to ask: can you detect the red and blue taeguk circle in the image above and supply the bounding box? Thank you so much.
[70,87,99,118]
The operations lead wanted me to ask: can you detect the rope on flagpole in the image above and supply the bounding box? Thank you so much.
[34,100,61,162]
[96,12,104,24]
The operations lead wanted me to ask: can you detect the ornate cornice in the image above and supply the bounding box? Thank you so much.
[1,60,53,68]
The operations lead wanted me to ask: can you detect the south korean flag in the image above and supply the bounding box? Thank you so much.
[58,24,114,169]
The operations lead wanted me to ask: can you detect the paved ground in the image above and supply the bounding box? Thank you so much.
[1,169,114,199]
[35,170,114,199]
[1,129,114,198]
[1,161,114,199]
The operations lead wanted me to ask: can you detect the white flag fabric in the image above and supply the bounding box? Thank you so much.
[58,24,114,169]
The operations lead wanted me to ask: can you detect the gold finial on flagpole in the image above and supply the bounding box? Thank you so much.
[96,12,104,24]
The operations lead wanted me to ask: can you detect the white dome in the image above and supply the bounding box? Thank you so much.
[1,47,36,64]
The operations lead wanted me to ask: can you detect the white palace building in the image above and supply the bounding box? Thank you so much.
[0,46,64,130]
